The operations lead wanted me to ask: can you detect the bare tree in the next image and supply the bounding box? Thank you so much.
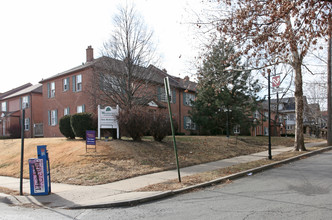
[90,3,158,110]
[197,0,331,151]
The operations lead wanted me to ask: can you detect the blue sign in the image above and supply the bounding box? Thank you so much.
[86,130,96,145]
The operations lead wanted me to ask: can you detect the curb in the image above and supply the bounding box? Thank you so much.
[68,145,332,209]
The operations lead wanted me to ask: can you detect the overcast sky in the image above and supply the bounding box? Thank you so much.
[0,0,204,92]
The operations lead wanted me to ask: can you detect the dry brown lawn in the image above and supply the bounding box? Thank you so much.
[0,136,325,186]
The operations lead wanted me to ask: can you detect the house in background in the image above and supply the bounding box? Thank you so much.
[251,96,324,137]
[39,46,197,137]
[0,83,43,138]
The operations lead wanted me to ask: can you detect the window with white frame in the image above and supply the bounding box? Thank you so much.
[184,93,195,106]
[264,111,268,118]
[24,118,30,131]
[264,127,269,136]
[51,110,57,126]
[63,78,69,91]
[50,82,55,97]
[77,105,85,113]
[76,74,82,91]
[184,116,196,130]
[22,96,29,108]
[1,102,7,112]
[64,107,70,116]
[253,110,260,119]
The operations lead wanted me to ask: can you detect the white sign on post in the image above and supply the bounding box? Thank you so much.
[98,105,119,139]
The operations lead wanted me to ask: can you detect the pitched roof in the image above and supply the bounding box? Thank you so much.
[39,57,197,92]
[0,83,33,100]
[1,84,42,100]
[39,60,97,83]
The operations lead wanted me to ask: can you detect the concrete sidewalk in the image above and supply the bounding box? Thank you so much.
[0,141,328,209]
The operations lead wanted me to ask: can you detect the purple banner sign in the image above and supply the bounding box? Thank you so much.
[86,130,96,145]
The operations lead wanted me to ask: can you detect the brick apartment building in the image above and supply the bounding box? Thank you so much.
[39,46,197,137]
[0,83,43,138]
[251,97,324,137]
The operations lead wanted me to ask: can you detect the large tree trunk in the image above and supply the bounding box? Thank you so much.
[294,62,306,151]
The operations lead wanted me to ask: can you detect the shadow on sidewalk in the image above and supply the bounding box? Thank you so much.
[24,193,78,208]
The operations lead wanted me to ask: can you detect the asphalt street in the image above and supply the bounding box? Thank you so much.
[1,150,332,220]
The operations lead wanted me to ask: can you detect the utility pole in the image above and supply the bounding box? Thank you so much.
[328,33,332,146]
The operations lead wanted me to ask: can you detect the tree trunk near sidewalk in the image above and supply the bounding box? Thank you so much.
[294,62,306,151]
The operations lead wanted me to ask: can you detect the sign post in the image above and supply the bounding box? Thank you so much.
[164,77,181,183]
[20,108,25,195]
[86,130,96,152]
[98,105,119,140]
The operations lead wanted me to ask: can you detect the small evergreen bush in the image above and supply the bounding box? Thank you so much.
[70,113,94,140]
[59,115,75,139]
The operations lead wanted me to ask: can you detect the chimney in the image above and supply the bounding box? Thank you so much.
[184,76,190,81]
[86,46,94,62]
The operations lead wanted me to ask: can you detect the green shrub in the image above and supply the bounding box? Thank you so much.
[70,113,94,140]
[59,115,75,139]
[118,106,150,141]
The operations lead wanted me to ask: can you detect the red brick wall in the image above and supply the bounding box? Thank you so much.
[41,67,195,137]
[42,68,95,137]
[0,92,43,138]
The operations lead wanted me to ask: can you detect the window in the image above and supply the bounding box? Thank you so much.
[184,116,196,130]
[289,114,295,121]
[50,82,55,97]
[264,112,268,118]
[22,96,29,109]
[158,87,175,103]
[63,78,69,91]
[77,104,85,113]
[1,102,7,112]
[184,93,195,106]
[64,107,70,116]
[264,127,269,136]
[253,110,260,119]
[24,118,30,131]
[233,125,240,134]
[48,110,58,126]
[76,74,82,91]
